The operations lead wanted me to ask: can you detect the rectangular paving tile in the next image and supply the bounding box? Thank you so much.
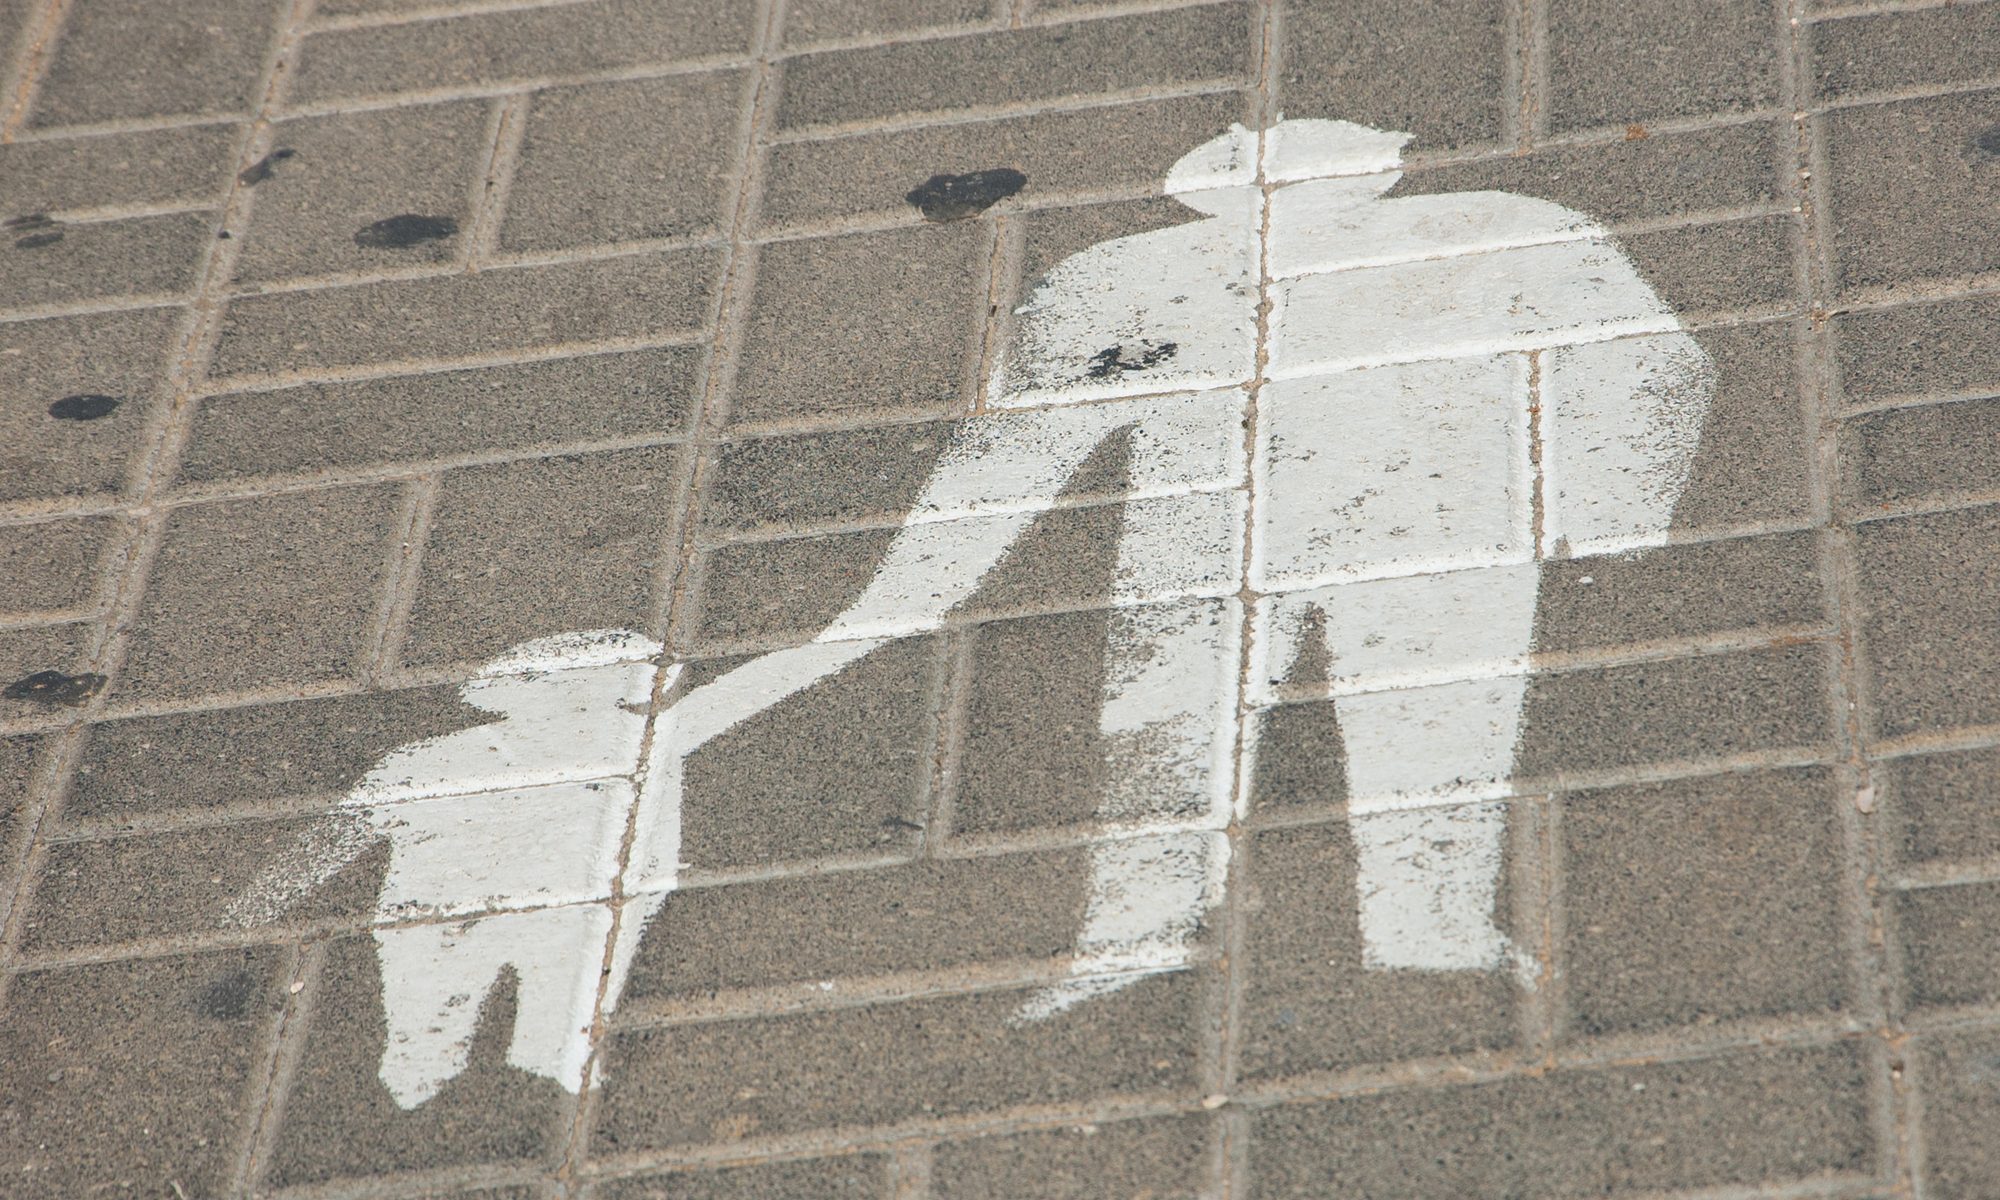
[783,0,992,46]
[1247,526,1818,706]
[0,516,112,617]
[0,210,212,309]
[1516,643,1834,778]
[621,848,1089,1003]
[1244,692,1348,813]
[1239,818,1520,1079]
[209,248,719,378]
[775,3,1255,131]
[704,389,1243,535]
[262,933,573,1189]
[401,446,682,667]
[953,606,1127,836]
[0,307,178,505]
[689,492,1239,648]
[677,636,939,868]
[688,524,895,646]
[1836,292,2000,409]
[1248,1044,1873,1198]
[1812,3,2000,101]
[1843,394,2000,513]
[729,223,983,427]
[501,69,747,252]
[181,346,702,484]
[1277,0,1505,153]
[0,947,288,1200]
[1884,744,2000,868]
[234,99,491,282]
[1822,89,2000,293]
[1855,505,2000,739]
[952,598,1235,836]
[593,972,1199,1149]
[116,485,398,701]
[0,123,238,214]
[934,1113,1213,1200]
[1630,326,1826,539]
[1392,120,1787,225]
[1898,880,2000,1010]
[28,0,283,128]
[1535,531,1823,655]
[589,1155,890,1199]
[760,91,1248,230]
[64,684,486,826]
[1616,214,1796,321]
[1560,766,1848,1037]
[1545,0,1778,134]
[289,0,757,106]
[701,422,949,535]
[1016,194,1208,288]
[16,816,379,952]
[1916,1029,2000,1198]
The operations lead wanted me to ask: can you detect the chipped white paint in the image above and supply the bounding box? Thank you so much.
[231,118,1713,1105]
[996,180,1259,406]
[997,119,1707,998]
[1251,356,1536,591]
[1352,803,1514,971]
[1251,563,1542,699]
[1014,830,1231,1021]
[374,904,611,1107]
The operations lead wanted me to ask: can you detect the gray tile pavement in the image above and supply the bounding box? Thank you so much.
[3,0,2000,1195]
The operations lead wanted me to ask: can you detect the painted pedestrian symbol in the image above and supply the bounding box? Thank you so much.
[230,118,1712,1106]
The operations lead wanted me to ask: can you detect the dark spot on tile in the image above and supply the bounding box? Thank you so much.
[904,168,1028,222]
[3,670,107,707]
[237,146,296,186]
[198,970,257,1020]
[353,213,460,249]
[47,394,120,421]
[7,212,62,249]
[1085,340,1178,380]
[1973,125,2000,160]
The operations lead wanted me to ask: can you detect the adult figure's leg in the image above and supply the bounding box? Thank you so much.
[1019,400,1247,1019]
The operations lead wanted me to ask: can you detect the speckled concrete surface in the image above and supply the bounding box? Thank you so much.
[0,1,1995,1196]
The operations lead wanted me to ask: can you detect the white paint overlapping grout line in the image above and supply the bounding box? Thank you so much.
[217,114,1725,1107]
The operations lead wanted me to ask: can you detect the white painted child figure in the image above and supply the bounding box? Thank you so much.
[231,119,1712,1106]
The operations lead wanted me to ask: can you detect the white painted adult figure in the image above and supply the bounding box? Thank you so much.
[231,118,1712,1107]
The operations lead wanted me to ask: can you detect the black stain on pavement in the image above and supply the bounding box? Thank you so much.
[1085,340,1178,380]
[905,168,1028,221]
[198,970,257,1020]
[238,146,296,186]
[354,213,460,249]
[6,213,62,249]
[3,670,107,707]
[47,393,120,421]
